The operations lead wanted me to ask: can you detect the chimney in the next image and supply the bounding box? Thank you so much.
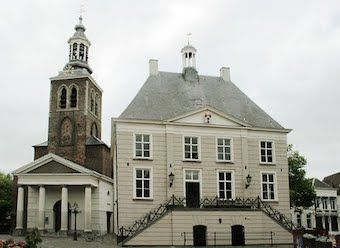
[149,59,158,76]
[220,67,230,81]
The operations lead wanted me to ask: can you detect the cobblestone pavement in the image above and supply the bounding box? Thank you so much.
[1,234,294,247]
[0,234,116,248]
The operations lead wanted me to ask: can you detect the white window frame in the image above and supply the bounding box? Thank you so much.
[322,198,328,210]
[183,169,202,199]
[330,198,336,210]
[260,171,278,201]
[216,137,233,162]
[216,170,235,200]
[133,166,153,200]
[259,140,276,164]
[306,213,312,229]
[182,136,201,161]
[133,133,153,159]
[296,213,302,227]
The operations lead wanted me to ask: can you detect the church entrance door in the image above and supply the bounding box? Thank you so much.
[53,200,71,232]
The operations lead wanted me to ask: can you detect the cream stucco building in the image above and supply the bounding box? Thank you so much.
[112,44,295,246]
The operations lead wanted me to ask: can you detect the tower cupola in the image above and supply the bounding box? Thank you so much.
[64,16,93,74]
[181,43,197,69]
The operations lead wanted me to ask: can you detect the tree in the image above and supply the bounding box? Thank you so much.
[288,144,316,208]
[0,172,13,224]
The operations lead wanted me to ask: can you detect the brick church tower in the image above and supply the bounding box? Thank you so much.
[34,16,112,177]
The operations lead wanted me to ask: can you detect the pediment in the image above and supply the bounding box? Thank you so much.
[13,153,93,175]
[167,107,248,127]
[28,161,79,174]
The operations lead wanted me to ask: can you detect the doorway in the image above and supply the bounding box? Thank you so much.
[53,200,70,232]
[231,225,245,246]
[193,225,207,246]
[184,170,201,208]
[106,212,112,233]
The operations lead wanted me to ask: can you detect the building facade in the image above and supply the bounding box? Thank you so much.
[112,44,294,246]
[12,17,113,236]
[291,178,340,236]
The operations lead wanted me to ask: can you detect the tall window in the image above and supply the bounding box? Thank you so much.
[261,172,276,200]
[216,138,232,161]
[306,213,312,228]
[72,43,78,59]
[330,198,336,210]
[218,171,233,200]
[296,213,302,227]
[134,134,151,159]
[331,216,339,231]
[59,87,67,109]
[134,168,152,199]
[322,198,328,209]
[95,94,99,116]
[260,141,274,163]
[79,43,85,60]
[70,86,77,108]
[184,136,199,160]
[90,91,94,112]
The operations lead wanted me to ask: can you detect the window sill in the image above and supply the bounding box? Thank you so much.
[216,160,234,164]
[261,199,279,203]
[183,160,201,163]
[259,162,276,166]
[133,198,153,201]
[133,157,153,161]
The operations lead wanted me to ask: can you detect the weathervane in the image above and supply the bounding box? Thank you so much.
[187,33,192,45]
[79,3,85,19]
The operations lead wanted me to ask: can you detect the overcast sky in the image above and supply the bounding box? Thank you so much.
[0,1,339,179]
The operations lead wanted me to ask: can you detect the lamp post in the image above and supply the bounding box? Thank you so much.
[71,202,81,241]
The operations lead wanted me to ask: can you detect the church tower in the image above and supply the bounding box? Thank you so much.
[34,16,111,177]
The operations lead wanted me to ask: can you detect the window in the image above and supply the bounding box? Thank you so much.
[322,198,328,210]
[260,141,274,163]
[218,171,234,200]
[184,136,199,160]
[331,216,339,231]
[95,94,99,116]
[90,90,94,112]
[330,198,336,210]
[216,138,232,162]
[134,168,152,199]
[79,43,85,60]
[70,86,77,108]
[72,43,78,59]
[261,172,276,201]
[91,123,98,137]
[134,134,151,159]
[185,170,199,181]
[296,213,302,227]
[306,213,312,228]
[59,87,67,109]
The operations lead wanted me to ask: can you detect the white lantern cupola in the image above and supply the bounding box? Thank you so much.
[181,43,197,69]
[64,16,93,74]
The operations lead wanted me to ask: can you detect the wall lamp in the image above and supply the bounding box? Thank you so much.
[245,174,252,189]
[169,172,175,187]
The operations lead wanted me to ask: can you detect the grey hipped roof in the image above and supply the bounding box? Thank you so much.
[312,178,334,189]
[119,71,284,129]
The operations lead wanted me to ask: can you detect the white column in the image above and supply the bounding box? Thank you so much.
[84,186,92,232]
[60,186,68,232]
[328,216,332,232]
[16,186,24,230]
[38,185,45,230]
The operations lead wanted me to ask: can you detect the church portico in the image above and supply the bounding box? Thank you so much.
[13,153,114,236]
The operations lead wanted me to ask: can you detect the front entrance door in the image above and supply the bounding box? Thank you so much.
[106,212,112,233]
[193,225,207,246]
[186,182,200,207]
[231,225,245,246]
[53,201,61,232]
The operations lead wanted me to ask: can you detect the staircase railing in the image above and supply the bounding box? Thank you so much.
[118,195,296,243]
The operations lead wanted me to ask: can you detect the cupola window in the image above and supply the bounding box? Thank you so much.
[59,87,67,109]
[70,87,77,108]
[79,43,85,61]
[72,43,78,60]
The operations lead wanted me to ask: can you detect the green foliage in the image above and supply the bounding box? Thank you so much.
[24,228,42,248]
[0,172,13,220]
[288,144,316,208]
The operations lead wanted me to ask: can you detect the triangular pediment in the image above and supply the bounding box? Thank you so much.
[13,153,93,175]
[167,106,249,127]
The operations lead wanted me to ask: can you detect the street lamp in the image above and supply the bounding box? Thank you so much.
[169,172,175,187]
[71,202,81,241]
[245,174,252,189]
